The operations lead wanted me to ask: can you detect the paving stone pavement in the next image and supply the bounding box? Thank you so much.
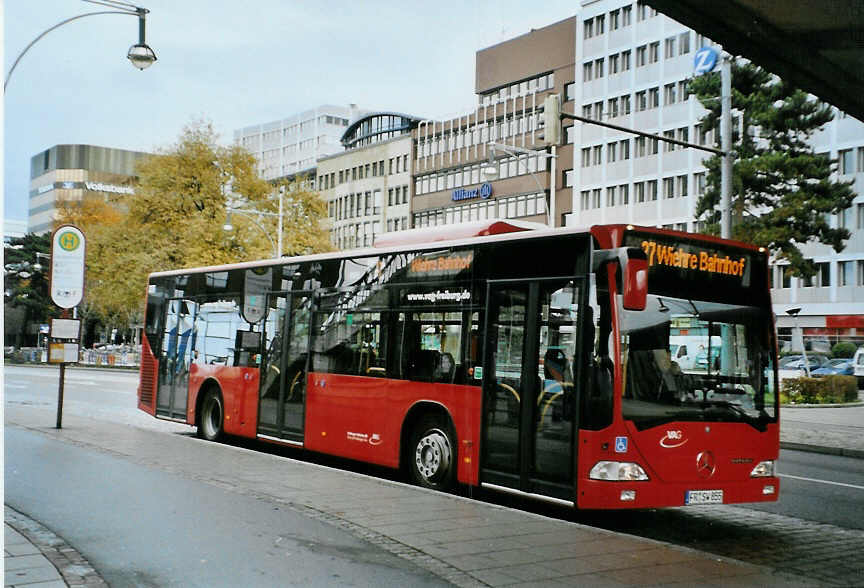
[6,403,824,587]
[5,506,106,587]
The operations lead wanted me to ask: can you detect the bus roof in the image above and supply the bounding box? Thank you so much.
[372,218,546,248]
[146,223,760,279]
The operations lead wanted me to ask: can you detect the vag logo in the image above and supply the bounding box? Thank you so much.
[660,430,688,448]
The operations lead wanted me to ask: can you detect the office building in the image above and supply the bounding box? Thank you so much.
[28,144,149,235]
[410,17,577,229]
[234,105,367,181]
[570,0,864,344]
[318,112,421,249]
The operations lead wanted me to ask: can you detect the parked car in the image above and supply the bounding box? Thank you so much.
[778,355,828,370]
[810,358,854,377]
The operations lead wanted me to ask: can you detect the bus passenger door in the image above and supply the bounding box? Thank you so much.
[156,298,196,420]
[481,279,581,502]
[258,291,313,442]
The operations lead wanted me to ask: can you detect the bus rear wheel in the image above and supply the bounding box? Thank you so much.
[409,415,455,491]
[198,388,224,442]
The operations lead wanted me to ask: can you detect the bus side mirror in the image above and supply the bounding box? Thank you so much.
[622,254,648,311]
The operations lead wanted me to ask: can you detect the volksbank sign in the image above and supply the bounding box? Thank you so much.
[84,181,134,195]
[452,183,493,202]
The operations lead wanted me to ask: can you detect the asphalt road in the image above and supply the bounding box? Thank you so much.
[4,426,450,587]
[5,365,864,586]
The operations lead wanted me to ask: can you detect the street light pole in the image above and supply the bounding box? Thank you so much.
[223,208,280,258]
[483,142,558,226]
[4,0,156,91]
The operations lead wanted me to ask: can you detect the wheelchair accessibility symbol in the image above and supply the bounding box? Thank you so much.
[615,436,628,453]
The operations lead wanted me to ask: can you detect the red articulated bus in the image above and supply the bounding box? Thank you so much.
[138,221,780,509]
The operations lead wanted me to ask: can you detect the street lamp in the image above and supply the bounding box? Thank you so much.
[786,307,811,377]
[5,0,156,91]
[223,208,281,258]
[482,142,558,227]
[223,188,285,257]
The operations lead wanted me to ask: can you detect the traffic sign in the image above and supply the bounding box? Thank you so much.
[694,46,719,76]
[50,224,86,309]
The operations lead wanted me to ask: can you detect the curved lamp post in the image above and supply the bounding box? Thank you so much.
[5,0,156,91]
[483,142,558,227]
[223,208,281,259]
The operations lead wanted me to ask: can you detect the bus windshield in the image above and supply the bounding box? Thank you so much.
[618,294,777,431]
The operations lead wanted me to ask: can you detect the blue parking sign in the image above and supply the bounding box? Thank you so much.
[615,436,628,453]
[694,47,719,76]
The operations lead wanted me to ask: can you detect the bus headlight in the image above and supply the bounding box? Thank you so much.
[750,460,775,477]
[589,461,649,481]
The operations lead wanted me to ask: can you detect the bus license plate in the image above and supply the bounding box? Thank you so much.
[685,490,723,505]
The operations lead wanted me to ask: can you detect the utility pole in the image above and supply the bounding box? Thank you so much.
[720,54,733,239]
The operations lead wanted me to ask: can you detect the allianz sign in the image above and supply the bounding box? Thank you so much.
[452,183,493,202]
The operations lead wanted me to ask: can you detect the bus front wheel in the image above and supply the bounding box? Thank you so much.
[198,388,224,442]
[409,415,455,491]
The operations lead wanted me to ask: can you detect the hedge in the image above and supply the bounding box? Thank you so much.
[782,375,858,404]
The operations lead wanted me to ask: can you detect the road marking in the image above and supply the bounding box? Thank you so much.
[779,473,864,491]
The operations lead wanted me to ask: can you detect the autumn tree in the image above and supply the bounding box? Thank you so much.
[689,60,856,277]
[60,120,331,329]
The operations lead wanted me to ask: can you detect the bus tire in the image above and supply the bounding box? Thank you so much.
[198,388,224,442]
[409,414,455,491]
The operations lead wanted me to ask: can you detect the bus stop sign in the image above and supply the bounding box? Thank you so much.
[50,225,86,309]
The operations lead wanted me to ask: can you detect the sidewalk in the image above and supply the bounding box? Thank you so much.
[779,395,864,458]
[4,507,105,588]
[6,404,820,588]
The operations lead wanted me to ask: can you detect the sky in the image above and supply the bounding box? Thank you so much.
[3,0,579,224]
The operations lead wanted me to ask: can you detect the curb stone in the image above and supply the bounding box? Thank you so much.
[5,505,107,587]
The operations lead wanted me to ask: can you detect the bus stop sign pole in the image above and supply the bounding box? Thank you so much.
[48,225,86,429]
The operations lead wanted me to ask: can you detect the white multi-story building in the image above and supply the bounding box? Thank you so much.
[569,0,864,345]
[234,105,367,181]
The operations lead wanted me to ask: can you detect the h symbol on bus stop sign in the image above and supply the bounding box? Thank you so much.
[615,436,628,453]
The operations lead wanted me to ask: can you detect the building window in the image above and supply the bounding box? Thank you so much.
[859,261,864,286]
[635,181,645,202]
[563,169,575,187]
[839,149,854,174]
[583,63,593,82]
[581,148,591,168]
[607,142,617,162]
[593,189,602,208]
[621,94,631,115]
[663,130,676,152]
[664,37,676,59]
[648,180,658,200]
[663,177,675,199]
[583,18,594,39]
[636,91,647,112]
[649,42,659,63]
[565,82,576,102]
[596,14,605,34]
[608,97,619,118]
[635,136,646,157]
[606,186,617,207]
[620,184,629,205]
[566,125,576,144]
[610,53,620,74]
[857,147,864,172]
[649,87,659,108]
[622,4,632,26]
[818,262,831,287]
[664,83,677,105]
[649,137,659,155]
[595,58,605,78]
[677,175,688,197]
[581,190,590,210]
[636,45,647,67]
[839,260,852,286]
[593,145,602,165]
[609,9,620,30]
[678,32,691,54]
[620,139,630,160]
[621,50,631,70]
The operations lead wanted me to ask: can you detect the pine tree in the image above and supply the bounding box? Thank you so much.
[688,60,855,277]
